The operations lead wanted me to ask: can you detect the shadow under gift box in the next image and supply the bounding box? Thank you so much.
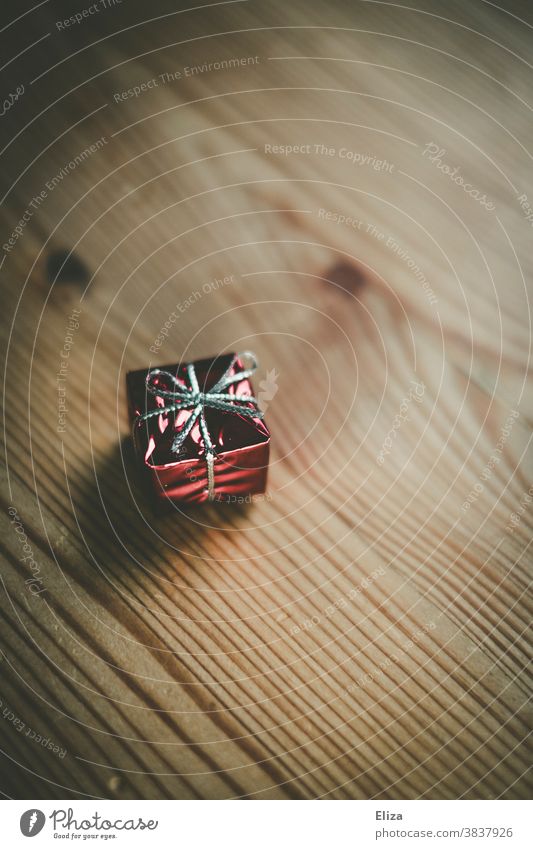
[126,353,270,507]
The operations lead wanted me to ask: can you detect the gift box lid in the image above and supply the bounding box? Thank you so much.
[127,353,270,469]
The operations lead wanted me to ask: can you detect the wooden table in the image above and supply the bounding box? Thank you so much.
[1,0,531,799]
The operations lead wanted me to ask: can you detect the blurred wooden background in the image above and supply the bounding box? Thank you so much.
[0,0,531,799]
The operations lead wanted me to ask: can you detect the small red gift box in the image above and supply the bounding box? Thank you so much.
[127,352,270,507]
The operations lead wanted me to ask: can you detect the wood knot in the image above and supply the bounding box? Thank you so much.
[46,249,89,286]
[324,261,367,297]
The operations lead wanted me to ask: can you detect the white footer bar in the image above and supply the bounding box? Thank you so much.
[3,799,531,848]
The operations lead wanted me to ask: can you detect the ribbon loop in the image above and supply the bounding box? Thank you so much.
[135,353,264,500]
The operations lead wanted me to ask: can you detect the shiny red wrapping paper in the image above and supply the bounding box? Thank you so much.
[127,353,270,507]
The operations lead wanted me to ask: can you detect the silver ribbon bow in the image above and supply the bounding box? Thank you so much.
[136,352,263,500]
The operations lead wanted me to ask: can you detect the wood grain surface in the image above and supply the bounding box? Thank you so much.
[0,0,532,799]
